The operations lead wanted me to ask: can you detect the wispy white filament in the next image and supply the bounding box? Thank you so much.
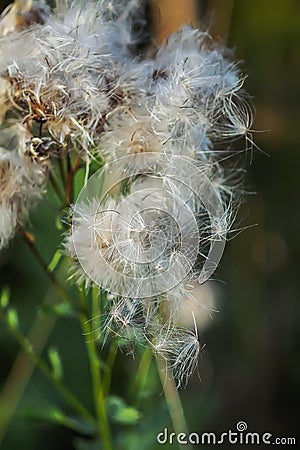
[0,0,254,388]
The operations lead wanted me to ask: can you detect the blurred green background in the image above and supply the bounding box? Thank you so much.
[0,0,299,448]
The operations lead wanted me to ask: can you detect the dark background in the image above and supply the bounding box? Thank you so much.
[0,0,299,448]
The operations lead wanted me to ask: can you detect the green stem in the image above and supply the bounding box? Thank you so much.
[19,228,73,305]
[66,150,74,205]
[0,291,56,444]
[0,249,71,445]
[49,171,66,204]
[58,157,66,185]
[132,346,153,401]
[157,359,192,450]
[103,339,118,398]
[0,309,95,426]
[79,288,113,450]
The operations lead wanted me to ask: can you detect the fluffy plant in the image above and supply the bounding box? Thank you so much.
[0,1,254,449]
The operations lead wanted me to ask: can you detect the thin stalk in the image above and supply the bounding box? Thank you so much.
[0,309,95,426]
[49,171,66,204]
[103,339,118,398]
[66,151,74,205]
[0,289,57,444]
[132,346,153,401]
[155,0,198,43]
[0,248,69,444]
[58,157,66,185]
[65,153,81,206]
[73,155,82,174]
[157,359,192,450]
[19,228,73,305]
[79,288,113,450]
[208,0,235,42]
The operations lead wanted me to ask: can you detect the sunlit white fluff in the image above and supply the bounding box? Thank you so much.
[0,0,150,156]
[0,126,48,249]
[0,1,48,37]
[0,0,254,389]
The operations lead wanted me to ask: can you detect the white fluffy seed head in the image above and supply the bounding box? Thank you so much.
[0,131,48,249]
[64,197,118,287]
[0,1,48,37]
[147,320,201,389]
[0,1,253,388]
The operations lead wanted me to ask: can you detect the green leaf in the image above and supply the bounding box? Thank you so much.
[48,250,63,272]
[21,406,96,436]
[40,301,76,318]
[48,347,63,380]
[55,214,63,230]
[7,307,19,329]
[0,287,10,309]
[107,396,142,425]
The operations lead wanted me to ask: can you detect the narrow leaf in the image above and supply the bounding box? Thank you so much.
[21,406,96,436]
[0,287,10,309]
[48,347,63,380]
[7,307,19,329]
[41,301,76,318]
[48,250,62,272]
[107,396,142,425]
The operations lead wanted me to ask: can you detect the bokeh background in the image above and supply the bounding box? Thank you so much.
[0,0,299,448]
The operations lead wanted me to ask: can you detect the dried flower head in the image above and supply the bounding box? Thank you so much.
[0,0,254,388]
[0,128,48,249]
